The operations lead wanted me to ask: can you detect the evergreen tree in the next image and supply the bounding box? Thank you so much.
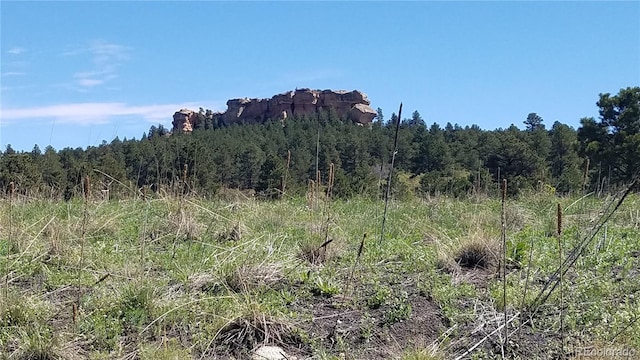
[549,122,582,193]
[487,125,541,194]
[524,112,545,131]
[413,123,452,174]
[42,146,66,197]
[578,87,640,185]
[375,107,384,125]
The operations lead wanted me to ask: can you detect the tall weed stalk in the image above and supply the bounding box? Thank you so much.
[316,170,321,210]
[500,179,507,358]
[519,226,536,337]
[172,164,189,260]
[380,102,402,243]
[557,203,564,358]
[346,233,366,297]
[77,175,91,318]
[140,186,151,278]
[583,157,590,192]
[322,163,335,245]
[4,182,15,300]
[315,127,320,193]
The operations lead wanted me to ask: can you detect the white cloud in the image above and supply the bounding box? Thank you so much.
[1,72,25,77]
[64,41,130,89]
[76,78,105,87]
[0,102,205,126]
[7,47,26,55]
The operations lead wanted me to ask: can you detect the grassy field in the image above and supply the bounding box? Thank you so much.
[1,190,639,359]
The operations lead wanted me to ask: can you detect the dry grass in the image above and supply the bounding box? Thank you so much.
[297,220,345,266]
[216,222,244,243]
[216,188,256,203]
[455,238,497,269]
[188,272,221,293]
[398,345,445,360]
[170,207,203,242]
[225,263,285,293]
[435,252,461,274]
[505,203,535,233]
[298,237,338,265]
[44,221,67,259]
[215,311,299,357]
[434,229,499,271]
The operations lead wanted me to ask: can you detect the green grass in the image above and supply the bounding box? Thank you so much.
[1,192,639,359]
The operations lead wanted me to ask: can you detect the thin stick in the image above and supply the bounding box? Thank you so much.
[500,179,507,358]
[454,312,521,360]
[557,203,564,358]
[322,163,335,245]
[78,175,91,309]
[380,103,402,243]
[596,162,602,197]
[377,161,385,201]
[346,233,367,296]
[183,163,191,249]
[5,182,15,301]
[583,157,590,192]
[140,186,150,278]
[519,228,536,338]
[316,170,321,206]
[327,162,335,200]
[316,126,320,192]
[172,165,186,260]
[311,126,320,210]
[609,314,639,343]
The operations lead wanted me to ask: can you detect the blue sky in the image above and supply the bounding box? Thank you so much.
[1,1,638,152]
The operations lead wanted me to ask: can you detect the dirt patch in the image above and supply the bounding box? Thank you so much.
[445,300,565,360]
[386,295,444,350]
[455,266,496,288]
[297,291,445,359]
[45,285,89,331]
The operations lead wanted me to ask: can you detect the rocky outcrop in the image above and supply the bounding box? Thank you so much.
[172,89,376,133]
[350,103,378,125]
[172,109,196,133]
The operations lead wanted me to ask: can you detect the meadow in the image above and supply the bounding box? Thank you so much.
[1,188,639,359]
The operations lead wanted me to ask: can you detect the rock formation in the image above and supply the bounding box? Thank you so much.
[171,89,377,133]
[172,109,197,133]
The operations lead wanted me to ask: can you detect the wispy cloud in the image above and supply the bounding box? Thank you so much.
[64,41,130,89]
[0,102,206,126]
[75,77,107,87]
[1,72,25,77]
[7,47,26,55]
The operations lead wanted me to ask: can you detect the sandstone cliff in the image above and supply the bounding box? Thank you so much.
[172,89,377,133]
[172,109,197,133]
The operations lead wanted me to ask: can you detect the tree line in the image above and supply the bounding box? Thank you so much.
[1,87,638,200]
